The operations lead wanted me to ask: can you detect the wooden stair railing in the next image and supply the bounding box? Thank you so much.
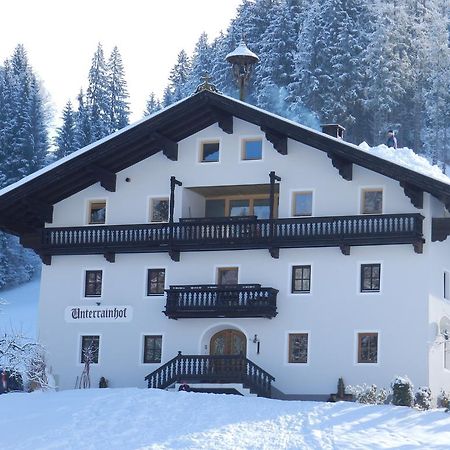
[144,352,275,398]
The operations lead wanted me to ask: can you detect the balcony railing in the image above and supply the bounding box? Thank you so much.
[164,284,278,319]
[26,213,424,259]
[145,352,275,398]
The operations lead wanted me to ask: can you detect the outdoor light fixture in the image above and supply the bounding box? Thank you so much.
[226,39,259,101]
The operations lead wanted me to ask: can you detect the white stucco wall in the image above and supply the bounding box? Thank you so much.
[38,118,440,395]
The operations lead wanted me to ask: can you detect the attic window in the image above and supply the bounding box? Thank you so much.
[88,201,106,224]
[200,141,220,162]
[361,189,383,214]
[242,138,262,160]
[150,198,169,223]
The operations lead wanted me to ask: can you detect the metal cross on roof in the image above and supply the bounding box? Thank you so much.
[194,73,221,95]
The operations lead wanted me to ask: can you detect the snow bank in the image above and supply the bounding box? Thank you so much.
[359,142,450,185]
[0,388,449,449]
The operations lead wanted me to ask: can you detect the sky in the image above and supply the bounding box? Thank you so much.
[0,0,242,124]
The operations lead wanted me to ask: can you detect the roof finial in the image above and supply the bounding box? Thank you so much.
[194,72,221,95]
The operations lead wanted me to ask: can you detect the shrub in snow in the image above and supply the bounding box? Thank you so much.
[0,331,51,391]
[415,387,432,410]
[99,376,108,388]
[391,376,414,407]
[438,391,450,410]
[348,384,388,405]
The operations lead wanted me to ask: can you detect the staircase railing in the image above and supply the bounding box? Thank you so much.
[144,352,275,398]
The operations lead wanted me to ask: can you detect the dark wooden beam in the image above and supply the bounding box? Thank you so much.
[269,247,279,259]
[216,111,233,134]
[88,165,117,192]
[20,232,41,250]
[40,254,52,265]
[413,240,424,254]
[340,244,351,255]
[169,249,180,262]
[103,252,116,263]
[151,132,178,161]
[400,181,423,209]
[22,199,53,223]
[432,218,450,242]
[327,153,352,181]
[261,127,288,155]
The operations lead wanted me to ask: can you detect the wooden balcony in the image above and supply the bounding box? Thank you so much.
[164,284,278,319]
[145,352,275,398]
[23,213,424,263]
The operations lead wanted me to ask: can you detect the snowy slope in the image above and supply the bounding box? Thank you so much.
[0,388,449,450]
[0,277,40,338]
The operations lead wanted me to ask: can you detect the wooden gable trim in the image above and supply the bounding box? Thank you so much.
[399,181,424,209]
[151,132,178,161]
[432,218,450,242]
[327,152,353,181]
[260,126,288,155]
[88,165,117,192]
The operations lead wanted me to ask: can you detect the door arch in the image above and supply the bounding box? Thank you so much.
[210,329,247,356]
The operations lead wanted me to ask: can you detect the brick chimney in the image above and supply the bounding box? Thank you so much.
[321,124,345,140]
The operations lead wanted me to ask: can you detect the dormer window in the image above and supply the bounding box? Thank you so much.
[88,201,106,224]
[242,138,262,160]
[361,188,383,214]
[200,141,220,162]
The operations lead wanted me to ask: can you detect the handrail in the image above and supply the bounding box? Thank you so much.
[144,353,275,398]
[37,213,424,255]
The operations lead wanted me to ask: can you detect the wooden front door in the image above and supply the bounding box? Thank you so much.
[210,329,247,356]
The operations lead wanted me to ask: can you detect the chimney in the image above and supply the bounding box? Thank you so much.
[321,124,345,140]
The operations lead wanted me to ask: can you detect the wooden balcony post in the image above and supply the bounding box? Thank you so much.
[169,176,182,224]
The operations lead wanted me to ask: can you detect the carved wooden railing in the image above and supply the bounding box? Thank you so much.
[164,284,278,319]
[30,213,424,256]
[144,353,275,398]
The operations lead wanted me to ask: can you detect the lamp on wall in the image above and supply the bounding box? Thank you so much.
[252,334,260,355]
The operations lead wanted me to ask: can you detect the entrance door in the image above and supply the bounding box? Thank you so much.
[210,329,247,356]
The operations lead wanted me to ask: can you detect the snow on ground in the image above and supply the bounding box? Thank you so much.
[359,142,450,185]
[0,388,449,450]
[0,276,40,338]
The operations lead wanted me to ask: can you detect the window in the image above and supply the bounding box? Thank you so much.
[445,340,450,370]
[150,198,169,223]
[288,333,308,363]
[362,189,383,214]
[444,271,450,300]
[147,269,166,296]
[205,196,274,219]
[143,335,162,363]
[85,270,102,297]
[88,201,106,224]
[200,141,220,162]
[81,335,100,364]
[292,265,311,294]
[217,267,239,285]
[293,192,313,216]
[358,333,378,363]
[242,139,262,160]
[360,264,381,293]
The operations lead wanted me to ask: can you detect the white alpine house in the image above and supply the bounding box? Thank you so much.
[0,82,449,399]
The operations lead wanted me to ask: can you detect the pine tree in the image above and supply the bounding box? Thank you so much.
[186,33,214,94]
[74,89,92,149]
[168,50,192,102]
[144,92,161,116]
[106,46,130,133]
[86,43,109,141]
[55,101,77,159]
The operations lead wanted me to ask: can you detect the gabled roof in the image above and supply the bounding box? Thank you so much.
[1,88,449,236]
